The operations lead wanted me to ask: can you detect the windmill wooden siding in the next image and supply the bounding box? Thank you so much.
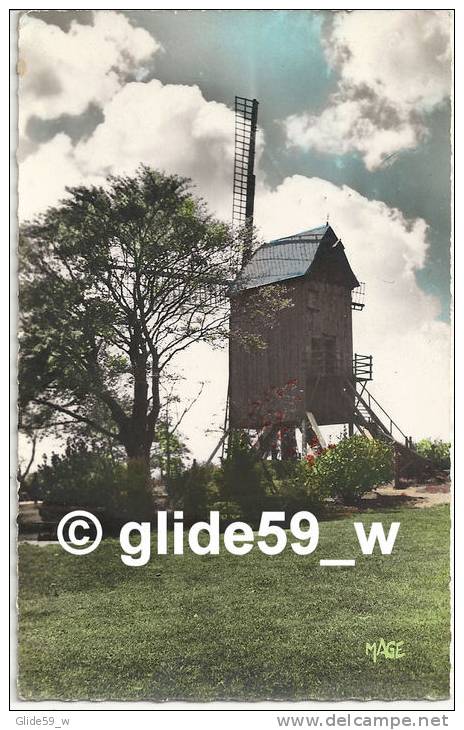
[229,224,359,430]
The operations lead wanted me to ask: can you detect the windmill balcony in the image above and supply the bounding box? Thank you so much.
[351,282,366,310]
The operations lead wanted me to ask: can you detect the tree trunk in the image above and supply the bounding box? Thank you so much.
[123,333,161,477]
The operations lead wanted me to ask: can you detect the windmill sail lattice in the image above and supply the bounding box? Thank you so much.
[232,96,259,264]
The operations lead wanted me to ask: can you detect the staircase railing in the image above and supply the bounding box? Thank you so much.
[346,378,410,446]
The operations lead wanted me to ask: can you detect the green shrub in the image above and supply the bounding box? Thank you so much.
[30,441,116,508]
[415,439,451,471]
[30,440,153,522]
[169,461,218,522]
[267,459,329,515]
[308,436,393,505]
[111,458,154,523]
[216,432,268,524]
[170,446,328,524]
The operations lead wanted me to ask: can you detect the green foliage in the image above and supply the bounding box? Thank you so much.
[207,500,243,523]
[415,439,451,470]
[268,459,329,514]
[170,462,218,522]
[170,438,331,523]
[215,433,268,523]
[151,421,190,480]
[155,434,396,521]
[19,166,235,463]
[169,435,270,525]
[112,458,154,523]
[308,436,393,504]
[30,440,153,522]
[29,441,115,508]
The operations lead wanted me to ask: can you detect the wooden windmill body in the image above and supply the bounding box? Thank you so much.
[228,224,363,454]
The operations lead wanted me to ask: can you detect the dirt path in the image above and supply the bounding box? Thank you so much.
[372,482,451,508]
[325,481,451,519]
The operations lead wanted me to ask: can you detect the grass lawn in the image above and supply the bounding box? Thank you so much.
[17,504,450,701]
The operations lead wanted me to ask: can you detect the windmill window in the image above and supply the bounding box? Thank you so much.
[311,336,337,375]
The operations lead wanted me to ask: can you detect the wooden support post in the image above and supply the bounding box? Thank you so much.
[301,417,308,456]
[348,421,354,437]
[306,411,327,449]
[207,431,228,464]
[270,428,279,460]
[252,424,272,454]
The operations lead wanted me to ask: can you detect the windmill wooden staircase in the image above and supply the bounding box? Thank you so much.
[344,378,435,486]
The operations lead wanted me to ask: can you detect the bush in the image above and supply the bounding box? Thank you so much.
[267,459,329,515]
[29,442,115,508]
[169,461,218,522]
[215,432,268,524]
[167,435,396,517]
[170,444,329,525]
[29,440,154,523]
[415,439,451,471]
[111,458,154,523]
[308,436,393,505]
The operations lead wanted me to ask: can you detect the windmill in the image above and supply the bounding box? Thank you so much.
[209,96,424,485]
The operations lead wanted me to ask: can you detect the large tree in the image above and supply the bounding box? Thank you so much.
[19,167,236,468]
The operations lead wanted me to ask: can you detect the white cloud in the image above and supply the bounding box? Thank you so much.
[76,79,238,221]
[285,10,452,169]
[327,10,451,111]
[18,79,239,222]
[18,133,105,220]
[285,99,421,171]
[18,11,160,144]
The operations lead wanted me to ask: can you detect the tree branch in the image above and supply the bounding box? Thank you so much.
[33,398,121,442]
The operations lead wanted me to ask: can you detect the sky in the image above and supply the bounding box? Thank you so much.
[17,9,453,461]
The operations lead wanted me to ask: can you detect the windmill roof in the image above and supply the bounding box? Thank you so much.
[233,223,333,291]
